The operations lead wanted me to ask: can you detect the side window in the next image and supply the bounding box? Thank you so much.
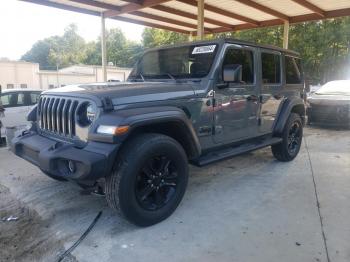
[17,93,25,106]
[223,48,254,84]
[29,92,40,105]
[285,56,302,84]
[1,93,16,108]
[1,94,10,107]
[261,53,281,84]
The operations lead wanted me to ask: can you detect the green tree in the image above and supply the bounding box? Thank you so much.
[22,24,87,69]
[106,28,143,67]
[142,28,189,48]
[48,24,87,68]
[21,39,53,69]
[83,28,143,67]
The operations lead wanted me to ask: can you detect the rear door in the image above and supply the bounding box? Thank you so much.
[259,50,284,134]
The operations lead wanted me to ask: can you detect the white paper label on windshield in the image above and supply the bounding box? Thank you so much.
[192,45,216,54]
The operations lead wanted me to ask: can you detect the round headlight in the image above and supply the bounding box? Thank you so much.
[77,102,96,127]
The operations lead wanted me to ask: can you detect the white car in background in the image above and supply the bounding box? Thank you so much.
[0,89,41,142]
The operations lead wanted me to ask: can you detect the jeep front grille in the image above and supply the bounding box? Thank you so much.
[38,96,79,137]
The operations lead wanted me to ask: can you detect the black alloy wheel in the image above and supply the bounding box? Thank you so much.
[287,122,302,155]
[105,133,189,226]
[135,156,179,211]
[271,113,303,162]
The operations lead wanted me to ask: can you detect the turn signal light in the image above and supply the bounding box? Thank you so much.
[114,126,129,135]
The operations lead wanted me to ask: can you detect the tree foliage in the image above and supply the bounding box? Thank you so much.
[142,28,189,48]
[21,24,142,69]
[21,39,53,70]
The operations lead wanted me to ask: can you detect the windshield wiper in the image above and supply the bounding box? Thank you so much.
[139,73,145,81]
[129,73,145,82]
[165,73,176,81]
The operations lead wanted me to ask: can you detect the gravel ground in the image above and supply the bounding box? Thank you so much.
[0,184,76,262]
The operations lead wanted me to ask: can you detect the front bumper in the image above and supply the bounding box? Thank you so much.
[11,131,120,181]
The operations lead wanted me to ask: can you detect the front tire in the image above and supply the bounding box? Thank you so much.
[272,113,303,162]
[105,133,188,226]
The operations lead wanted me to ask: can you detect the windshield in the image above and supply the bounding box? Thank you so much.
[316,80,350,95]
[128,44,218,81]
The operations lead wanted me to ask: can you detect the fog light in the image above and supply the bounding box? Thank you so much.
[68,160,76,173]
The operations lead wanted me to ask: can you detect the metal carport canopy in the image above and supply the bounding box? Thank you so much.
[20,0,350,81]
[21,0,350,35]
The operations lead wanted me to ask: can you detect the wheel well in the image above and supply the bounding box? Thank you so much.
[122,121,200,160]
[291,104,306,124]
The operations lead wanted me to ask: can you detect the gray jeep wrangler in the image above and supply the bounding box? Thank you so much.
[12,39,306,226]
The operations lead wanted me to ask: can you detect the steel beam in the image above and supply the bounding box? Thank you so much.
[291,0,325,17]
[283,20,289,49]
[197,0,204,40]
[104,0,171,17]
[235,0,289,22]
[177,0,259,26]
[101,13,107,82]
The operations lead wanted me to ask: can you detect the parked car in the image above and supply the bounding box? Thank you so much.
[0,89,41,142]
[11,39,306,226]
[307,80,350,127]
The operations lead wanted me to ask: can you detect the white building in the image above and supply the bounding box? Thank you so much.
[0,60,132,91]
[0,60,40,90]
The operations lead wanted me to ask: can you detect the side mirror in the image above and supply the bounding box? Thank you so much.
[223,64,242,83]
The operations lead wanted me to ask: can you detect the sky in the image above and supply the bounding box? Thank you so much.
[0,0,144,60]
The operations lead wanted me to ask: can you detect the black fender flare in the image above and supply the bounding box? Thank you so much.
[89,106,201,159]
[273,98,305,136]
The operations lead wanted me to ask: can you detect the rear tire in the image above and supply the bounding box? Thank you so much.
[105,133,188,227]
[272,113,303,162]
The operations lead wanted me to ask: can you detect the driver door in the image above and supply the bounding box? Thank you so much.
[213,45,260,144]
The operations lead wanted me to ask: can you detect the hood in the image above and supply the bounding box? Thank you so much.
[43,82,197,106]
[308,93,350,106]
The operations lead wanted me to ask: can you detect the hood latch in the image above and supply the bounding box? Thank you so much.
[102,97,114,112]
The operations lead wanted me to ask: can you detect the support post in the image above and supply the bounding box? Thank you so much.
[56,63,60,88]
[189,32,193,42]
[101,12,107,82]
[197,0,204,40]
[283,20,290,49]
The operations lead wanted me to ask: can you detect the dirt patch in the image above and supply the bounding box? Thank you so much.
[0,184,76,262]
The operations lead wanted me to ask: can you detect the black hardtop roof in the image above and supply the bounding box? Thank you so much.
[147,38,300,57]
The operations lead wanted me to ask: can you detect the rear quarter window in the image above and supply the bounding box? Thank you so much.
[285,56,302,84]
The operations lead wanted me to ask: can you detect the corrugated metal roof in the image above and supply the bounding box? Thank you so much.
[20,0,350,34]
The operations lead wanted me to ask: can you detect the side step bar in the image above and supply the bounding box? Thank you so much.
[192,137,282,167]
